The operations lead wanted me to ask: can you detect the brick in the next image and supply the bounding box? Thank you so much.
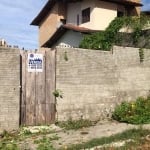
[56,46,150,121]
[0,47,20,131]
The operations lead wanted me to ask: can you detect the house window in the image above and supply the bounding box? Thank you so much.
[82,7,90,23]
[117,11,124,17]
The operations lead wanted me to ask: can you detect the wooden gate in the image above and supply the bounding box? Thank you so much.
[20,48,56,126]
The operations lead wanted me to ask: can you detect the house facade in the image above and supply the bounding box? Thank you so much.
[31,0,142,48]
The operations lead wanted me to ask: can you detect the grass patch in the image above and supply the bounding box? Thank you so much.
[0,126,58,150]
[55,119,95,130]
[59,128,150,150]
[34,136,57,150]
[0,130,19,150]
[112,97,150,124]
[0,142,19,150]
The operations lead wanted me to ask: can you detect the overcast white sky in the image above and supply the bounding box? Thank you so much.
[0,0,149,50]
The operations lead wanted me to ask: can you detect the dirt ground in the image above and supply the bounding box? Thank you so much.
[1,120,150,150]
[51,120,150,149]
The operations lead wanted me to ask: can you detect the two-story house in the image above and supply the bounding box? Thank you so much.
[31,0,142,48]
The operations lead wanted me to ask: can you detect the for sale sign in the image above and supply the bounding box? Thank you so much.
[28,53,43,72]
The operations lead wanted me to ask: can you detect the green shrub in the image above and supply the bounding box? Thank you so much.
[79,16,150,50]
[80,17,125,50]
[112,97,150,124]
[0,142,19,150]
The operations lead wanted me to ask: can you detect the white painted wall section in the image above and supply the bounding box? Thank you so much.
[55,30,83,48]
[67,2,81,25]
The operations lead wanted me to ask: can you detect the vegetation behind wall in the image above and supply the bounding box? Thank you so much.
[79,16,150,50]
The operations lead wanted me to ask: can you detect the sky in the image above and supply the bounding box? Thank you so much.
[0,0,149,50]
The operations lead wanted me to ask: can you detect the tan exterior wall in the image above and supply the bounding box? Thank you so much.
[133,7,141,16]
[67,0,139,30]
[58,2,66,20]
[39,4,58,47]
[79,0,97,29]
[39,2,66,47]
[84,0,117,30]
[67,0,118,30]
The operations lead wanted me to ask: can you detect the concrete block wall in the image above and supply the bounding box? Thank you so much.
[56,46,150,121]
[0,47,20,131]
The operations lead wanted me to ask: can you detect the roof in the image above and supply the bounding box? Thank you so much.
[42,24,98,47]
[102,0,143,7]
[31,0,143,26]
[31,0,56,25]
[31,0,79,25]
[63,24,98,33]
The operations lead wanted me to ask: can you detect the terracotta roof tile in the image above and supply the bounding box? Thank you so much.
[102,0,142,6]
[63,24,98,33]
[42,24,99,47]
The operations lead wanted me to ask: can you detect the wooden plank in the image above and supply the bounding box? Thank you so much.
[20,50,27,125]
[36,104,46,125]
[25,50,36,125]
[35,50,46,125]
[45,50,52,124]
[50,49,56,104]
[50,49,56,123]
[45,49,56,124]
[25,105,35,126]
[20,49,56,126]
[46,103,56,123]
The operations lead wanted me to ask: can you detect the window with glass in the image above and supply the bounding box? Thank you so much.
[82,7,90,23]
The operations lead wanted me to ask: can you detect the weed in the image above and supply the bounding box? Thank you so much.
[53,89,63,99]
[112,97,150,124]
[0,141,19,150]
[139,48,144,62]
[56,119,94,130]
[34,136,56,150]
[64,51,68,61]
